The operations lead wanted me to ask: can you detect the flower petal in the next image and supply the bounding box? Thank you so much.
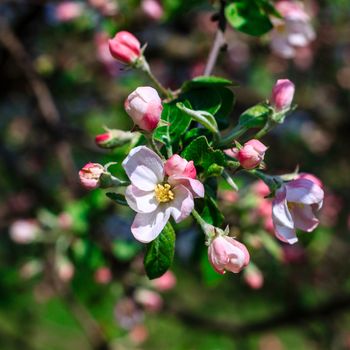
[168,175,204,198]
[131,208,170,243]
[274,224,298,244]
[285,178,324,208]
[169,185,194,223]
[122,146,164,191]
[125,185,158,213]
[272,186,294,229]
[291,204,319,232]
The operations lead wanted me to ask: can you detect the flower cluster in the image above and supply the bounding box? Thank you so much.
[77,28,324,280]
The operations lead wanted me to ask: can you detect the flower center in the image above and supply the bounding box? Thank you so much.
[287,202,304,210]
[154,183,174,203]
[275,22,286,34]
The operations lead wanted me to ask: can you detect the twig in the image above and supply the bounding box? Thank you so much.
[203,0,227,76]
[0,18,78,192]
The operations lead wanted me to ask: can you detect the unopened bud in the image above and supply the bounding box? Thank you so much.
[271,79,295,111]
[95,129,138,149]
[79,163,104,190]
[109,31,141,64]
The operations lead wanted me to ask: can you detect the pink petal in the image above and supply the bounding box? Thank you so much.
[291,204,319,232]
[122,146,164,191]
[168,185,194,223]
[272,186,294,229]
[131,208,170,243]
[273,224,298,244]
[168,175,204,198]
[125,185,158,213]
[285,178,324,208]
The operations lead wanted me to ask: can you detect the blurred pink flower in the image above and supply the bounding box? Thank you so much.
[114,298,144,330]
[141,0,163,20]
[94,267,112,284]
[270,1,315,58]
[134,288,163,312]
[129,324,149,345]
[244,266,264,289]
[57,258,74,282]
[152,270,176,291]
[9,219,39,244]
[55,1,83,22]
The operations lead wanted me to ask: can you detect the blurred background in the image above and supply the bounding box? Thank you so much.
[0,0,350,349]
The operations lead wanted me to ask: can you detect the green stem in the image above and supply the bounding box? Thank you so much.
[218,125,247,148]
[145,133,164,159]
[192,209,209,232]
[140,59,172,99]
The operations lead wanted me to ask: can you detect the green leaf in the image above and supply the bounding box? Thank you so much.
[225,0,273,36]
[182,88,222,115]
[215,87,235,130]
[200,246,224,286]
[181,76,234,92]
[238,103,272,129]
[144,222,176,279]
[153,101,192,145]
[198,195,224,226]
[181,136,226,177]
[106,192,128,206]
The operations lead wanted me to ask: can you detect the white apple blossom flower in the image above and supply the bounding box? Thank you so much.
[122,146,204,243]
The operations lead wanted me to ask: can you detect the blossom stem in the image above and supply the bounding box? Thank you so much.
[145,133,165,159]
[140,59,173,99]
[192,209,210,233]
[217,125,247,148]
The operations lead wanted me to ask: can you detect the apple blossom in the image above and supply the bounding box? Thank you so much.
[272,177,324,244]
[271,79,295,111]
[164,154,196,179]
[125,86,163,132]
[122,146,204,243]
[236,139,267,169]
[208,236,250,274]
[244,265,264,289]
[141,0,164,21]
[79,162,104,189]
[109,31,141,64]
[270,1,315,58]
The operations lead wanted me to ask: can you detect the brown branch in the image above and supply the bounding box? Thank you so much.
[164,293,350,337]
[204,0,227,76]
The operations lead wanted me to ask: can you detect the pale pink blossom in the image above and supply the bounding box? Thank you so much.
[252,180,271,197]
[208,236,250,274]
[79,162,104,190]
[272,178,324,244]
[237,139,267,169]
[271,79,295,111]
[297,172,323,188]
[57,258,74,282]
[270,1,315,58]
[55,1,83,22]
[123,146,204,243]
[141,0,163,20]
[134,288,163,312]
[109,31,141,64]
[125,87,163,132]
[9,219,39,244]
[152,270,176,291]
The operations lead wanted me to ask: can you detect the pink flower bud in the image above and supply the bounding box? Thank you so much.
[9,219,39,244]
[271,79,295,111]
[164,154,196,179]
[237,139,267,169]
[208,236,250,274]
[108,31,141,64]
[95,129,137,149]
[79,163,104,190]
[57,258,74,282]
[125,86,162,131]
[151,270,176,291]
[224,147,239,159]
[134,288,163,312]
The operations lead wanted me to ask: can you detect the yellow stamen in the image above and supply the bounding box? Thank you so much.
[288,202,304,210]
[154,183,175,203]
